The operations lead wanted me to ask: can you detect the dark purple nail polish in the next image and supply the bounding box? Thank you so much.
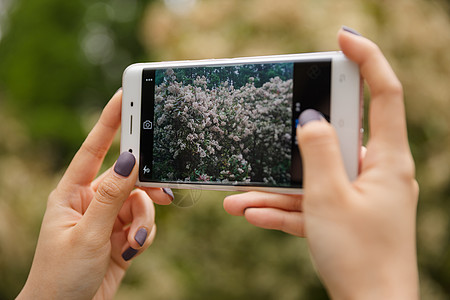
[134,228,148,247]
[122,247,138,261]
[298,109,323,127]
[162,188,174,200]
[342,25,362,36]
[114,152,135,177]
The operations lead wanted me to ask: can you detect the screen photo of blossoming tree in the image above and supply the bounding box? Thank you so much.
[152,63,293,185]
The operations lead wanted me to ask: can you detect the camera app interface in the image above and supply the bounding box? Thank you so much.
[140,60,331,188]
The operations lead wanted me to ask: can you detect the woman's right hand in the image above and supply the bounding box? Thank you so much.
[224,28,419,299]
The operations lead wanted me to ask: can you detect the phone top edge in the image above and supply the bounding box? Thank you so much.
[123,51,346,71]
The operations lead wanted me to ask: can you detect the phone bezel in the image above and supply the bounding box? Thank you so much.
[121,52,362,194]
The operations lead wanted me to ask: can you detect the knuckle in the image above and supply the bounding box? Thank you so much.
[381,152,418,197]
[384,79,404,98]
[80,139,109,160]
[99,114,118,131]
[96,177,123,204]
[367,41,382,57]
[365,41,404,97]
[394,152,416,180]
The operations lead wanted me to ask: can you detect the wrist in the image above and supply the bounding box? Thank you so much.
[326,260,419,300]
[16,282,48,300]
[16,273,57,300]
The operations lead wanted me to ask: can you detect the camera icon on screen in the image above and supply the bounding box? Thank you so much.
[143,120,152,130]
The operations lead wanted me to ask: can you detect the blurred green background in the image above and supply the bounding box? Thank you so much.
[0,0,449,299]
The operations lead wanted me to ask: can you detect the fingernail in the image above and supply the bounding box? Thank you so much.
[342,25,362,36]
[162,188,174,200]
[298,109,324,127]
[114,152,136,177]
[122,247,138,261]
[134,228,148,247]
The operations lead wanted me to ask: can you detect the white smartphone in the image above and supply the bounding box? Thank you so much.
[121,52,362,194]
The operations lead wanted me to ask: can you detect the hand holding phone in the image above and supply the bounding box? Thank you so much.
[121,52,362,193]
[224,28,419,299]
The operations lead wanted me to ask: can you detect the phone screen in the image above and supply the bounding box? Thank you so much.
[139,59,331,188]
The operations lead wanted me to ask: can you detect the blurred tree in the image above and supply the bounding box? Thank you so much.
[0,0,152,167]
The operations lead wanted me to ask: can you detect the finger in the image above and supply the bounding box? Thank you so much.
[244,208,305,237]
[296,110,350,194]
[361,146,367,160]
[139,187,174,205]
[358,146,367,174]
[223,191,303,216]
[122,225,157,262]
[91,167,112,191]
[338,28,409,152]
[61,90,122,186]
[77,151,137,243]
[117,189,155,250]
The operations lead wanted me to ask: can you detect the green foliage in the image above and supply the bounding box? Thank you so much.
[0,0,149,166]
[0,0,86,158]
[156,63,294,89]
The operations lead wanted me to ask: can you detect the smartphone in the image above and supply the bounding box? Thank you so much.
[121,52,362,194]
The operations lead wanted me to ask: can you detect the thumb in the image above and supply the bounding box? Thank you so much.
[297,109,349,194]
[80,151,137,241]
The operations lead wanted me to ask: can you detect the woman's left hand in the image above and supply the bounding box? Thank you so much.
[17,91,166,300]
